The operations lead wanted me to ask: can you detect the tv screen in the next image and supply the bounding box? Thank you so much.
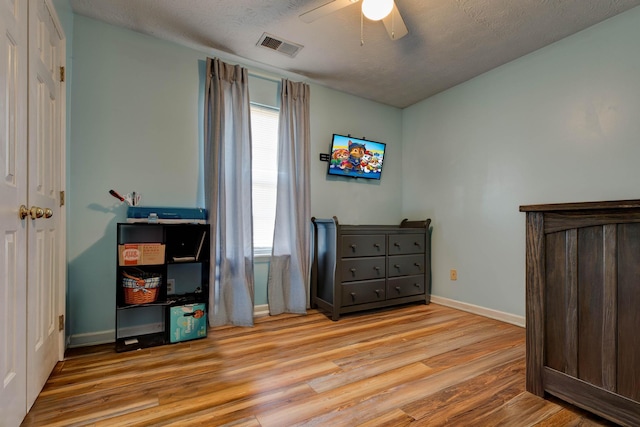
[327,134,386,180]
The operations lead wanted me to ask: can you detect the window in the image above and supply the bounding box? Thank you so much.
[250,104,279,255]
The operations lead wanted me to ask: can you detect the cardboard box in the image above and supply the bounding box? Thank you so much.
[118,243,165,266]
[169,303,207,343]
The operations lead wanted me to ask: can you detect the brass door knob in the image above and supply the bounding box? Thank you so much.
[19,205,29,220]
[30,206,44,219]
[44,208,53,218]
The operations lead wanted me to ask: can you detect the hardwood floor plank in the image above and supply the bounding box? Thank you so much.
[531,396,620,427]
[309,320,510,393]
[472,391,563,426]
[21,396,159,426]
[403,356,526,423]
[21,304,615,427]
[288,345,525,427]
[255,362,433,426]
[156,384,314,427]
[357,408,415,427]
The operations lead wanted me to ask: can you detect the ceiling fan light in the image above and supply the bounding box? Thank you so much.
[362,0,393,21]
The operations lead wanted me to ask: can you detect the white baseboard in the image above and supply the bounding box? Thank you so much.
[254,304,270,317]
[430,296,525,328]
[68,329,114,348]
[67,322,163,348]
[68,306,299,348]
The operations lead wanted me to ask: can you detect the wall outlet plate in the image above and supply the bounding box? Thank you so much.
[167,279,175,294]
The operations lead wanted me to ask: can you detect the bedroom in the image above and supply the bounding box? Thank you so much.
[3,1,640,425]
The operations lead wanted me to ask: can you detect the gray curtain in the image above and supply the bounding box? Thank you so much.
[268,79,311,315]
[204,57,255,326]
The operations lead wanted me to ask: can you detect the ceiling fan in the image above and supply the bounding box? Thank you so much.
[300,0,408,41]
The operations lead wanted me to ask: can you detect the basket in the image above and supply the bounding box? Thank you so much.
[122,270,162,304]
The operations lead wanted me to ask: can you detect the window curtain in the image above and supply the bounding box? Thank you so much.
[267,79,311,315]
[204,57,255,326]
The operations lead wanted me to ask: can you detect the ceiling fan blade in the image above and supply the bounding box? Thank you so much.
[300,0,360,23]
[382,2,408,40]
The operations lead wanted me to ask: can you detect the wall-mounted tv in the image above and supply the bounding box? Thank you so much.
[327,134,386,180]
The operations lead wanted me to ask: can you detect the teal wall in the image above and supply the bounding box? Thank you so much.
[402,6,640,317]
[65,15,402,344]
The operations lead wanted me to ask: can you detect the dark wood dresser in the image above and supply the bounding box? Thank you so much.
[520,199,640,426]
[311,217,431,320]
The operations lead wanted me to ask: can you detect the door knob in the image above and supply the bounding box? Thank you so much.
[44,208,53,218]
[30,206,44,219]
[19,205,29,219]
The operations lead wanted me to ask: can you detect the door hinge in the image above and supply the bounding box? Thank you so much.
[60,190,65,207]
[60,66,65,82]
[58,315,64,331]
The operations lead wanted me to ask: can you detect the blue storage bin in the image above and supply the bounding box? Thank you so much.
[127,207,207,223]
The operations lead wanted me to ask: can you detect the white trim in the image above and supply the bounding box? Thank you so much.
[67,322,164,348]
[253,253,272,263]
[49,0,67,362]
[254,304,270,318]
[430,296,525,328]
[67,330,114,348]
[69,306,277,347]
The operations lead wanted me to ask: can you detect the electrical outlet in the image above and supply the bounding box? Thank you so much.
[167,279,175,294]
[450,269,458,281]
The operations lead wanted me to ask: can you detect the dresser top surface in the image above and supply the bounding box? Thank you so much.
[519,199,640,213]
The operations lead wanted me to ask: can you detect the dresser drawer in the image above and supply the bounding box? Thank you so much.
[341,280,386,306]
[388,254,425,277]
[387,275,425,299]
[340,257,386,282]
[388,234,425,255]
[341,235,386,258]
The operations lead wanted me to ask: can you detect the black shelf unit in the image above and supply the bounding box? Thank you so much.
[116,222,210,352]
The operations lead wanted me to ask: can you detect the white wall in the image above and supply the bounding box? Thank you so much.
[402,7,640,317]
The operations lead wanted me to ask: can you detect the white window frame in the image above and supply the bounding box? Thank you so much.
[250,103,279,258]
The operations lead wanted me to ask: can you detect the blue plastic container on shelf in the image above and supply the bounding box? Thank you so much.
[126,207,207,224]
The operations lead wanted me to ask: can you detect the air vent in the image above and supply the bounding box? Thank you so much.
[257,33,303,58]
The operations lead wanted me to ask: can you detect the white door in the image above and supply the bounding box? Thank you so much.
[0,0,29,425]
[26,0,65,410]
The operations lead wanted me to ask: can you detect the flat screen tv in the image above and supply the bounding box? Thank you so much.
[327,134,385,180]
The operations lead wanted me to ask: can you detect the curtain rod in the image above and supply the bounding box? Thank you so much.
[210,54,307,84]
[248,70,281,83]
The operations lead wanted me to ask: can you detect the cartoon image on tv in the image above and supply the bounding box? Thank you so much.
[328,135,385,179]
[330,148,350,169]
[345,140,366,172]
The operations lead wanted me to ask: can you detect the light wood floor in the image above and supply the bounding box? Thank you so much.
[22,304,615,426]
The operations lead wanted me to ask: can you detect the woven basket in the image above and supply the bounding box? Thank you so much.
[122,270,162,304]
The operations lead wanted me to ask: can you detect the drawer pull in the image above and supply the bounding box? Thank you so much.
[350,292,356,300]
[414,242,421,247]
[414,283,420,287]
[374,289,380,296]
[394,242,400,248]
[394,264,400,269]
[350,268,357,274]
[373,243,380,248]
[350,244,357,251]
[373,266,380,271]
[395,286,401,293]
[414,263,421,268]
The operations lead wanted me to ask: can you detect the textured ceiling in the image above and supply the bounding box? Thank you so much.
[68,0,640,108]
